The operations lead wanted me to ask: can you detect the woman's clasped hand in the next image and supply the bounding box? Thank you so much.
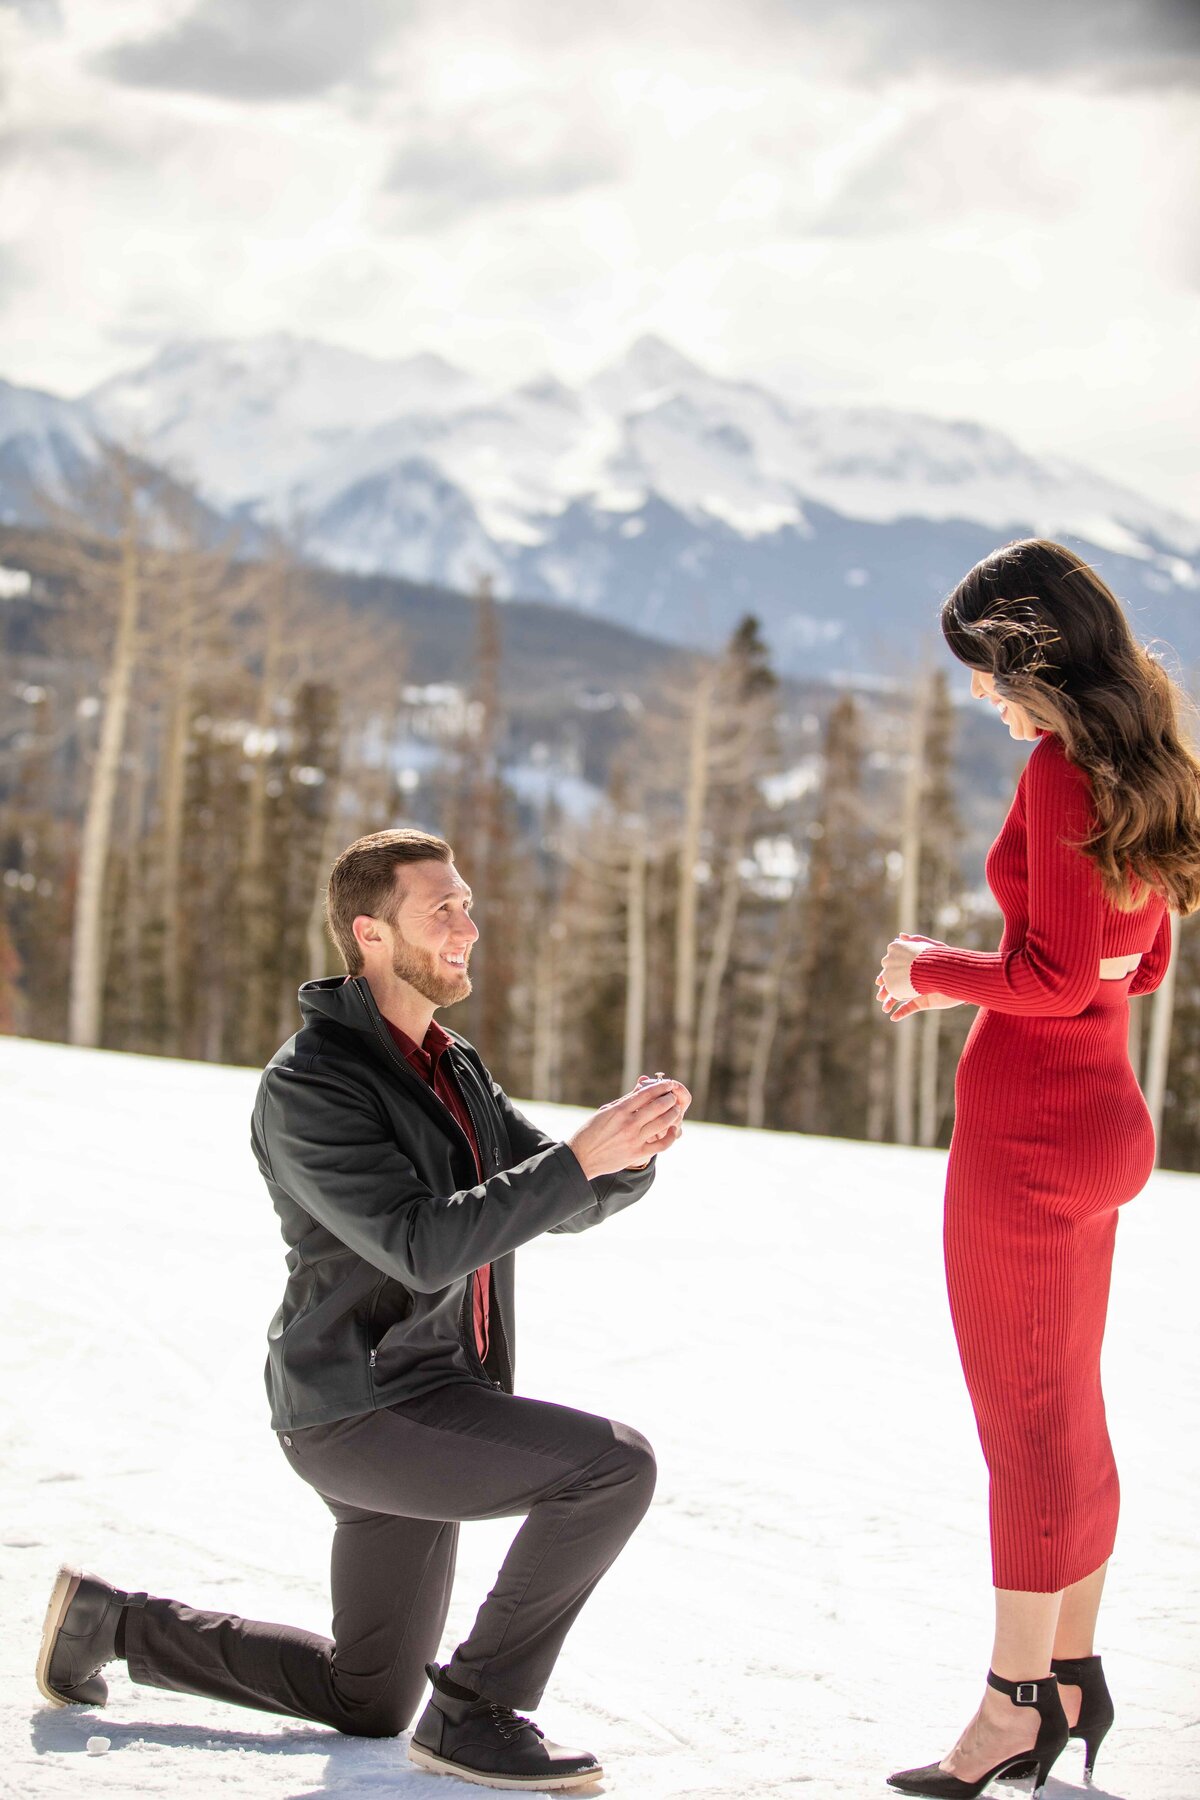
[875,933,961,1022]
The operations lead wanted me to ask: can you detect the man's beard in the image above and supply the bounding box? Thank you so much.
[391,937,472,1009]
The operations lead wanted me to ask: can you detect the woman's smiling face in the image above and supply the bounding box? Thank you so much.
[970,668,1040,741]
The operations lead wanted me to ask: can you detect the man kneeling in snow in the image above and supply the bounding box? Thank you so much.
[37,827,688,1792]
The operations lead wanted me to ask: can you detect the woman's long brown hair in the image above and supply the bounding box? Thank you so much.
[940,538,1200,914]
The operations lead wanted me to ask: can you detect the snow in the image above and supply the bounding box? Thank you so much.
[0,565,32,599]
[0,377,103,506]
[2,1034,1198,1800]
[87,336,486,511]
[72,335,1200,573]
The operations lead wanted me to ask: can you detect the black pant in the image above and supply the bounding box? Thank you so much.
[123,1383,656,1737]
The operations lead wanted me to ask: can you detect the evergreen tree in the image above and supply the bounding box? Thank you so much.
[914,669,966,1146]
[691,616,779,1119]
[783,695,889,1138]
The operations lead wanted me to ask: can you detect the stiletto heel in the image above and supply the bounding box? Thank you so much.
[887,1670,1069,1799]
[1051,1654,1114,1783]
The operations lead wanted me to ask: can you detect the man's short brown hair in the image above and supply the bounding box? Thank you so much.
[326,828,453,975]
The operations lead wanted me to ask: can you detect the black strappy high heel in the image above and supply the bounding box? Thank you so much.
[887,1670,1069,1799]
[1051,1654,1114,1783]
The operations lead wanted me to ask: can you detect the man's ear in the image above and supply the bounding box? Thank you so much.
[352,913,386,957]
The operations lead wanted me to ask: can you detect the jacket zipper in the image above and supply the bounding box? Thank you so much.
[450,1052,506,1384]
[356,986,479,1165]
[365,1274,387,1386]
[355,982,504,1386]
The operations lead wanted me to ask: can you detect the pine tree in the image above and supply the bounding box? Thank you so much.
[783,695,889,1139]
[914,669,963,1146]
[691,616,779,1118]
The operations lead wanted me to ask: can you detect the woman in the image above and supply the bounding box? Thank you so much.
[876,539,1200,1800]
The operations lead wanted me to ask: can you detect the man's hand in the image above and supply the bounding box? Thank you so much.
[568,1077,688,1181]
[633,1071,690,1158]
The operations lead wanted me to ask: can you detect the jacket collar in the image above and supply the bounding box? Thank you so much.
[298,974,466,1047]
[296,975,483,1167]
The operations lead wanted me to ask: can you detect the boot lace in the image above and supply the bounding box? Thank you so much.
[487,1702,544,1745]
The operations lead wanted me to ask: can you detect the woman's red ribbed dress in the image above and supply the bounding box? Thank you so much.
[910,733,1172,1593]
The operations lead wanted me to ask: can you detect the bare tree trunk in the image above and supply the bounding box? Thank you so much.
[69,520,140,1047]
[745,880,800,1130]
[865,1028,890,1142]
[693,828,746,1117]
[892,680,928,1144]
[673,672,713,1083]
[917,1005,943,1146]
[240,566,285,1060]
[203,987,225,1064]
[159,705,189,1049]
[621,827,647,1092]
[159,575,195,1054]
[119,705,152,1045]
[531,934,558,1101]
[1144,915,1178,1162]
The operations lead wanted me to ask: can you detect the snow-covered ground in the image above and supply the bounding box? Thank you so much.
[2,1036,1197,1800]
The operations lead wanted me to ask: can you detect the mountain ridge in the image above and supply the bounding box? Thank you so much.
[3,332,1197,675]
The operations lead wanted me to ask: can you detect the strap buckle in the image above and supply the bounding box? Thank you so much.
[1014,1682,1039,1705]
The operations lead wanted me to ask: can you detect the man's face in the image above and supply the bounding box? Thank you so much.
[384,860,478,1009]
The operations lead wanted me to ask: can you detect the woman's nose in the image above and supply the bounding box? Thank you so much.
[970,670,985,699]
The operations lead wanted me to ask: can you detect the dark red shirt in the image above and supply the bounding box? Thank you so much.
[382,1015,491,1366]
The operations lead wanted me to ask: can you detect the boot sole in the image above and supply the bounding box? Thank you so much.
[35,1564,84,1707]
[408,1743,603,1790]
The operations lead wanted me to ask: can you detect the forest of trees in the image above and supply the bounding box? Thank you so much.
[2,446,1198,1167]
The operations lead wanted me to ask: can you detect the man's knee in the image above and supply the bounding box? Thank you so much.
[335,1669,428,1739]
[611,1420,657,1509]
[340,1710,404,1739]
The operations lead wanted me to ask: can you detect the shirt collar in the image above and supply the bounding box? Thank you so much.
[384,1014,453,1074]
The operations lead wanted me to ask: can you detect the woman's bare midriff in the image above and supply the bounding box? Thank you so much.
[1098,954,1143,980]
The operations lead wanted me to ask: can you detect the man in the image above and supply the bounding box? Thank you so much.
[36,828,688,1791]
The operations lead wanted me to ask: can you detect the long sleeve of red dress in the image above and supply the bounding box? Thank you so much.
[1128,911,1172,994]
[910,738,1105,1017]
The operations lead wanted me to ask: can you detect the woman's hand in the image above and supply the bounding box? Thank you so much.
[876,933,959,1022]
[875,975,962,1023]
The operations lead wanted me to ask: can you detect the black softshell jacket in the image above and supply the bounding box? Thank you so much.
[252,975,655,1430]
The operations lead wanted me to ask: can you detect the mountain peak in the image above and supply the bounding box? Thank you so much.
[622,333,708,381]
[587,333,712,411]
[90,333,477,392]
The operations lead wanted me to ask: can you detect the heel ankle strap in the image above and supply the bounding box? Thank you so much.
[987,1669,1056,1707]
[1050,1654,1100,1676]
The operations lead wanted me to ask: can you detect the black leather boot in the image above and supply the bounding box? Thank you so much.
[35,1565,145,1707]
[409,1663,602,1791]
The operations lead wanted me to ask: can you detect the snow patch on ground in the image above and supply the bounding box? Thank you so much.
[2,1036,1198,1799]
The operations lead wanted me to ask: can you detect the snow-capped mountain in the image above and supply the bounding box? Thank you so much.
[0,377,104,521]
[88,334,485,512]
[5,333,1198,674]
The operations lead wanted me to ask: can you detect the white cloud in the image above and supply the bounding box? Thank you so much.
[0,0,1197,512]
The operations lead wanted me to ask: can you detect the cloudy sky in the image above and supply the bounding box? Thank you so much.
[2,0,1198,512]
